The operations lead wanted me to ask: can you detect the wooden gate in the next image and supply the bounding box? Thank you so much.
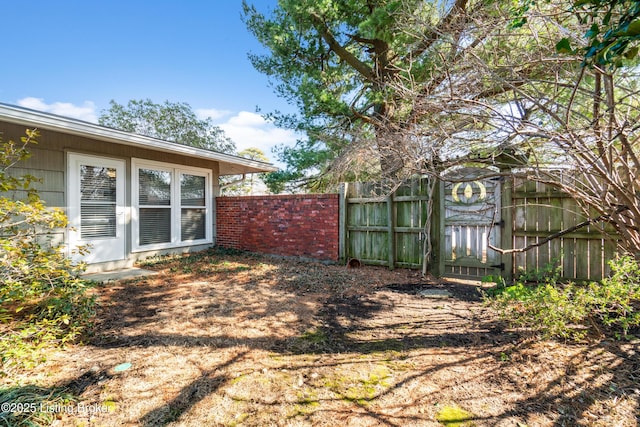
[439,170,503,280]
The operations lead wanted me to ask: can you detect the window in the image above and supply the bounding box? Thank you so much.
[80,165,117,239]
[132,159,211,251]
[180,174,206,241]
[139,168,172,245]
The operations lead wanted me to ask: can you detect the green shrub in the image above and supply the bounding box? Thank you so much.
[0,130,95,374]
[486,256,640,341]
[591,256,640,337]
[514,257,562,285]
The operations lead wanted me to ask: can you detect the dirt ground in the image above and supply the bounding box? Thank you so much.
[10,248,640,426]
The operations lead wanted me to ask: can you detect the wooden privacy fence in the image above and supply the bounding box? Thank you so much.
[340,180,431,269]
[510,177,618,281]
[340,174,619,282]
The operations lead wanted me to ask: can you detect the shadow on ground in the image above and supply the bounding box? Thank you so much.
[69,250,640,426]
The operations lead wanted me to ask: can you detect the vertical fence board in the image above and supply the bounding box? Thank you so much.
[604,239,617,276]
[513,194,527,272]
[525,196,538,271]
[562,198,578,279]
[575,239,590,280]
[339,183,348,263]
[564,238,577,279]
[387,196,395,269]
[549,197,563,268]
[514,235,527,273]
[537,196,551,268]
[589,239,603,281]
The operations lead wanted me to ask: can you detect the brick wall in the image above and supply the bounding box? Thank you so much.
[215,194,340,261]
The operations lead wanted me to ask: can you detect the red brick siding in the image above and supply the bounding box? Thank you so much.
[215,194,339,261]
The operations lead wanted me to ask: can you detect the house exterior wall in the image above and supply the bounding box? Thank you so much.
[216,194,340,262]
[1,121,223,175]
[1,120,222,271]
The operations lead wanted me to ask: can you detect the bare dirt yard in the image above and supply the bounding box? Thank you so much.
[9,248,639,426]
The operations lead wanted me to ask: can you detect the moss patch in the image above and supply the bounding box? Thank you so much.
[436,404,476,426]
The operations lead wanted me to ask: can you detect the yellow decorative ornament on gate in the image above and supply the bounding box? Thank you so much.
[451,181,487,203]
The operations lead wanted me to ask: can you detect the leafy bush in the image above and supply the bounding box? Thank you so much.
[0,130,95,373]
[592,256,640,336]
[514,257,562,285]
[486,256,640,341]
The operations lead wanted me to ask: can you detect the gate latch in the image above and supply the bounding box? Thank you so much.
[494,219,505,227]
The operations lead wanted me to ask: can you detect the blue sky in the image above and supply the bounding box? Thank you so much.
[2,0,297,163]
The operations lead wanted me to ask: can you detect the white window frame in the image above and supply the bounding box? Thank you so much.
[132,158,212,252]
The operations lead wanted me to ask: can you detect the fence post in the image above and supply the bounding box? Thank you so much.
[501,176,514,282]
[428,179,444,277]
[339,182,348,264]
[387,194,395,270]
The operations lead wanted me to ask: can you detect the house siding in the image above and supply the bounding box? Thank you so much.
[2,143,66,206]
[1,121,223,172]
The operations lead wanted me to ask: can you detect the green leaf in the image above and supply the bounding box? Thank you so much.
[585,23,599,39]
[585,45,599,58]
[509,17,527,29]
[623,19,640,36]
[624,46,639,59]
[556,38,574,54]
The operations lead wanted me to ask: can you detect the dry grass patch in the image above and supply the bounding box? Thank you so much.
[2,248,638,426]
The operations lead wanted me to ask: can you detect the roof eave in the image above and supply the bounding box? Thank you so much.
[0,103,278,175]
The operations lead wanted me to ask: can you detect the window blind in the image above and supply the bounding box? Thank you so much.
[181,209,206,241]
[181,174,206,241]
[139,169,171,206]
[80,166,117,239]
[181,174,205,206]
[139,208,172,245]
